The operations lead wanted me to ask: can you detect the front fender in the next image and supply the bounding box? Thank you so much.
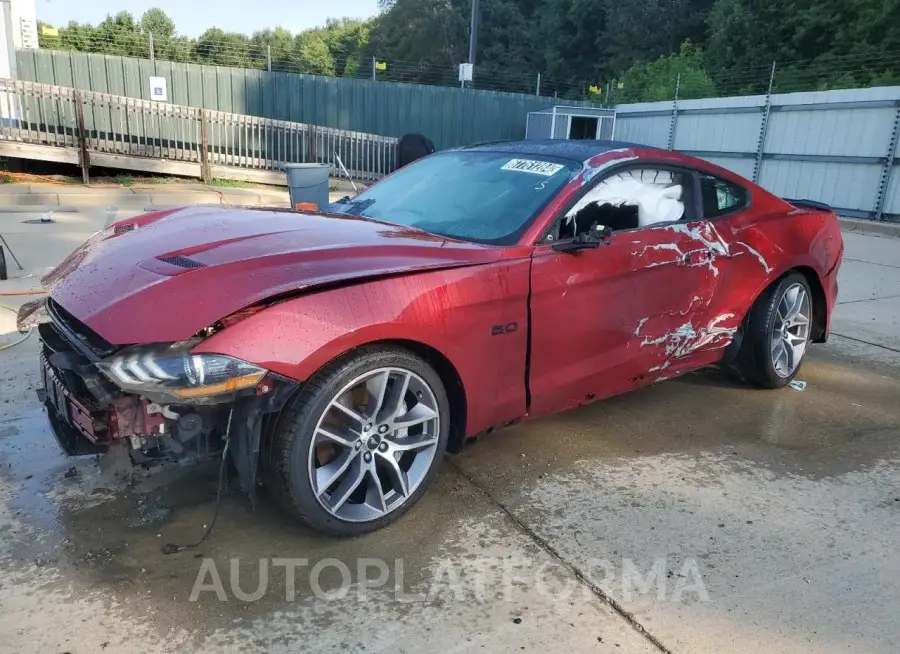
[194,260,532,438]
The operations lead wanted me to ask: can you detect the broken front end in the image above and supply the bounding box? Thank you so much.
[36,298,296,489]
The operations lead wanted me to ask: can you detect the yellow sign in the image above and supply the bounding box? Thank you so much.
[375,61,387,71]
[616,82,624,89]
[41,25,59,37]
[588,85,602,95]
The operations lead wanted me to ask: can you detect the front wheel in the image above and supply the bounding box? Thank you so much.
[732,272,813,388]
[264,346,450,536]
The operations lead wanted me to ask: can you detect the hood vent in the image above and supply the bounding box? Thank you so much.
[114,224,135,234]
[157,255,206,269]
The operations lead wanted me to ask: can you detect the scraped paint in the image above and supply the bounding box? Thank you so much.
[665,222,730,256]
[638,313,739,363]
[737,241,774,273]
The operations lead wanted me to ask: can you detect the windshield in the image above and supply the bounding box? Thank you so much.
[328,151,579,245]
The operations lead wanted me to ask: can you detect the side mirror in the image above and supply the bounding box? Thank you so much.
[551,223,612,253]
[592,223,613,240]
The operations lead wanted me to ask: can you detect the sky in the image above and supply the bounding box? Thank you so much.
[37,0,381,37]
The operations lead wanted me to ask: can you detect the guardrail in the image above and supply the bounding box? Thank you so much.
[0,78,398,184]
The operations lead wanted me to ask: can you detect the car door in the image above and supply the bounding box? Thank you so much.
[527,165,729,417]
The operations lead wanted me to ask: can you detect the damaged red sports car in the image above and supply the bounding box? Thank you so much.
[25,140,843,536]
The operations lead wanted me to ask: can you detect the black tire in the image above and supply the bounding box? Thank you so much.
[732,271,813,388]
[0,246,7,281]
[264,345,450,536]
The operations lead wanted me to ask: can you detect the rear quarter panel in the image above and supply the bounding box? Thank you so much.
[194,259,532,438]
[715,204,843,335]
[676,154,843,336]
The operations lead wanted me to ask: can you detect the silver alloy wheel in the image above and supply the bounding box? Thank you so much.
[308,367,441,523]
[770,283,811,378]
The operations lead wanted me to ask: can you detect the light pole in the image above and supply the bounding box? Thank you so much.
[468,0,479,66]
[465,0,479,88]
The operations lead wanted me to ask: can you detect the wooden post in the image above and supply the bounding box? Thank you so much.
[74,91,90,185]
[305,126,317,163]
[199,108,211,183]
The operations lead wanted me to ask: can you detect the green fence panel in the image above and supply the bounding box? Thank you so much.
[17,49,596,149]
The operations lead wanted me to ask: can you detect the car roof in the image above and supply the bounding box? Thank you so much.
[457,139,660,163]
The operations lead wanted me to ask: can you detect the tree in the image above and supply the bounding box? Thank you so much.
[705,0,797,89]
[366,0,468,83]
[140,8,175,40]
[194,28,252,68]
[613,41,717,103]
[31,0,900,99]
[93,12,146,57]
[295,29,335,75]
[37,22,63,50]
[59,23,95,52]
[324,18,371,77]
[251,27,295,71]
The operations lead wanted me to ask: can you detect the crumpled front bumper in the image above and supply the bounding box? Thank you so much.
[36,385,106,457]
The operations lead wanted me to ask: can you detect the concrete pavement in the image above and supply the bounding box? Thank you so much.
[0,221,898,653]
[0,182,293,211]
[831,231,900,352]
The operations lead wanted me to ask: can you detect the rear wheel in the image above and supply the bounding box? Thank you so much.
[732,272,813,388]
[265,346,449,536]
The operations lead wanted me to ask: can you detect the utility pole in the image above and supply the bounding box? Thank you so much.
[466,0,479,88]
[372,55,377,81]
[148,32,155,63]
[267,45,272,72]
[535,72,541,96]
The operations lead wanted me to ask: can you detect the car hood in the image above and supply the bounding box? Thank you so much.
[44,205,503,345]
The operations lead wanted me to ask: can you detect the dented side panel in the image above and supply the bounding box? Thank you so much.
[195,259,532,440]
[528,223,723,416]
[703,207,841,338]
[631,220,743,378]
[522,145,842,408]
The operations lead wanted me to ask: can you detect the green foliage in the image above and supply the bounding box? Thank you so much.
[35,1,900,101]
[295,29,335,75]
[38,9,374,78]
[614,42,718,103]
[140,9,175,40]
[208,178,257,188]
[365,0,468,84]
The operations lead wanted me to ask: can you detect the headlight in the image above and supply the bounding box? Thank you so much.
[96,342,266,400]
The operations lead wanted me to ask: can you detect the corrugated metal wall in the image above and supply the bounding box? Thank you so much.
[615,87,900,220]
[525,112,553,139]
[16,49,592,151]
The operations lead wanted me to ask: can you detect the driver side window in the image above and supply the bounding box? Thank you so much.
[555,167,694,240]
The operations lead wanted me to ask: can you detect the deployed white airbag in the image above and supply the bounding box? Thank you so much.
[566,169,684,227]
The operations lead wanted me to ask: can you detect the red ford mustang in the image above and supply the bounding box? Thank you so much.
[27,140,843,536]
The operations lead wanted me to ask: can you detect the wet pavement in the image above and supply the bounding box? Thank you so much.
[1,213,899,653]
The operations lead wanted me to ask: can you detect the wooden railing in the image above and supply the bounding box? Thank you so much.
[0,78,398,184]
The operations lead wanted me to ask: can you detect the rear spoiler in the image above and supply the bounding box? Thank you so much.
[784,198,833,212]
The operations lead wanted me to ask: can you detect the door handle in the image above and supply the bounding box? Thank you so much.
[680,250,712,266]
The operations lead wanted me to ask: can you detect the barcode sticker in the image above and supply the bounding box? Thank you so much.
[501,159,565,176]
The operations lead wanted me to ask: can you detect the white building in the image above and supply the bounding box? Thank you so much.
[0,0,39,80]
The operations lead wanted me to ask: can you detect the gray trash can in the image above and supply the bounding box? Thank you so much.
[284,163,334,209]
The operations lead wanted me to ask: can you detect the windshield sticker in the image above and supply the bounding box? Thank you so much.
[501,159,565,176]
